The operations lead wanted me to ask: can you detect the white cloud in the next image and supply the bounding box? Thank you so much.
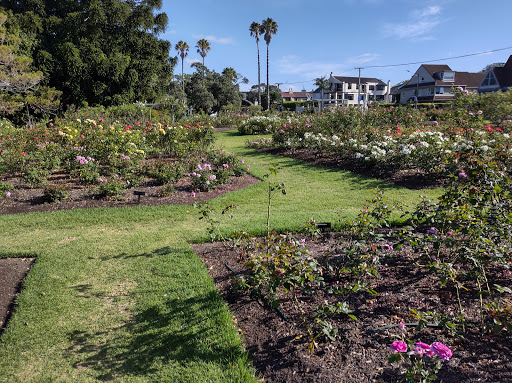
[382,5,443,40]
[192,34,235,44]
[347,53,380,64]
[415,5,441,18]
[186,58,200,65]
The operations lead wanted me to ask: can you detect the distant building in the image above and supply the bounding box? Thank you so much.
[312,73,391,107]
[478,55,512,93]
[280,89,311,102]
[399,65,484,104]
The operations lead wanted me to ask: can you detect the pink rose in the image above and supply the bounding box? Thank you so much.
[431,342,452,360]
[389,340,407,353]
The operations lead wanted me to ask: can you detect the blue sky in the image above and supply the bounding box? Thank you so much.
[159,0,512,92]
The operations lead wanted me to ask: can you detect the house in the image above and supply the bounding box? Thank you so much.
[478,55,512,93]
[280,89,311,102]
[312,73,391,107]
[399,65,485,104]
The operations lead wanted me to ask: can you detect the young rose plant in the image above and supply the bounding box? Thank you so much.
[388,340,452,383]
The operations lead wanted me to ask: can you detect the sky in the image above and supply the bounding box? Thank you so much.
[159,0,512,92]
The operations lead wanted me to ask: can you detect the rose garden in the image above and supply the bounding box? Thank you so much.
[1,87,511,382]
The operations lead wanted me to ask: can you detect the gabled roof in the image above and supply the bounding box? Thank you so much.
[452,72,486,88]
[492,55,512,88]
[421,64,452,77]
[332,76,386,85]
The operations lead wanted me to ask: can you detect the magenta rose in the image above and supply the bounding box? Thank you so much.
[389,340,407,353]
[431,342,452,360]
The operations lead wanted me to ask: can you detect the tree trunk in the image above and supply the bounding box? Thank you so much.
[266,43,270,111]
[181,57,185,93]
[257,41,261,107]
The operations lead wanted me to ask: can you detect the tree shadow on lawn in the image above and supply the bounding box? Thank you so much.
[98,246,180,261]
[67,288,247,380]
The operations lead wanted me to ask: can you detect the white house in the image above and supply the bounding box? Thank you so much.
[313,73,391,107]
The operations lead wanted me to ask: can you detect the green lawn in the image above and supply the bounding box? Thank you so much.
[0,130,442,382]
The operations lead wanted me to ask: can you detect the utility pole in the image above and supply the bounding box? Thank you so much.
[355,67,363,108]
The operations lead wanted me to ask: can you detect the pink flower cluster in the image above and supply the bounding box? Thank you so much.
[76,155,94,165]
[389,341,452,360]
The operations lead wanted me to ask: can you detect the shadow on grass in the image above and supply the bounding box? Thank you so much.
[67,286,247,380]
[99,246,181,261]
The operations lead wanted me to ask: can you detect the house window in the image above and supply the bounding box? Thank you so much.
[376,95,385,101]
[347,83,352,89]
[337,95,343,99]
[440,71,454,81]
[377,85,385,91]
[428,87,435,95]
[361,85,366,92]
[481,71,498,86]
[345,94,354,100]
[368,95,374,100]
[436,87,444,94]
[369,85,375,91]
[337,84,342,91]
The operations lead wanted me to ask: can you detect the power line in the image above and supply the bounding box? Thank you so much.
[277,45,512,85]
[364,46,512,68]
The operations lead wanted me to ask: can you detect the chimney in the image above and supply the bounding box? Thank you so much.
[289,88,293,94]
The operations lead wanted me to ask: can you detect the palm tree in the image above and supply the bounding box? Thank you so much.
[175,40,189,92]
[196,38,210,86]
[314,76,329,109]
[249,21,262,107]
[261,18,278,111]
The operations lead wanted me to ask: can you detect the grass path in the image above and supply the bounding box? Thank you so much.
[0,130,442,382]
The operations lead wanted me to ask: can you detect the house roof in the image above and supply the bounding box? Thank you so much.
[332,76,386,85]
[421,64,452,77]
[451,72,486,88]
[280,91,310,98]
[492,55,512,88]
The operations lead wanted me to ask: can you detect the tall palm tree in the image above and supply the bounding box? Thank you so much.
[314,76,329,109]
[175,40,189,92]
[249,21,262,107]
[261,18,278,111]
[196,38,210,86]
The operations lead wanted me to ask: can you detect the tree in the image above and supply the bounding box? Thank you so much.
[3,0,173,106]
[175,40,189,93]
[249,21,262,107]
[480,62,505,73]
[0,11,60,123]
[314,76,329,109]
[195,38,210,86]
[261,18,278,111]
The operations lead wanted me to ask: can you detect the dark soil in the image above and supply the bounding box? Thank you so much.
[0,173,259,215]
[192,234,512,383]
[0,258,34,335]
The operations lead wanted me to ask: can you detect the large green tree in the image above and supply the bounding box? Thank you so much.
[1,0,173,106]
[0,11,60,123]
[261,17,278,111]
[249,21,262,107]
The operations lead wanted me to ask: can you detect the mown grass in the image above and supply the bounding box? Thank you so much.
[0,129,442,382]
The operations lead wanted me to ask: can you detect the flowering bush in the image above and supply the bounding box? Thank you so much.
[388,340,452,382]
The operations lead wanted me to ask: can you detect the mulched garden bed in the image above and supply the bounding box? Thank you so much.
[192,234,512,383]
[0,258,34,335]
[256,147,445,190]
